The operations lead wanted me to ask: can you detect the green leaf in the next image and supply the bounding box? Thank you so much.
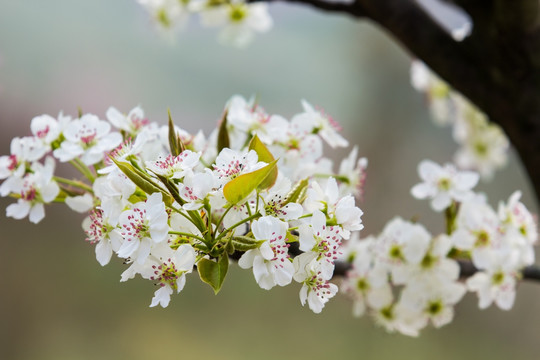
[248,134,278,190]
[223,160,278,204]
[151,171,186,206]
[197,255,229,294]
[283,178,309,205]
[231,236,265,251]
[217,110,230,153]
[112,158,173,206]
[168,110,185,157]
[285,230,299,243]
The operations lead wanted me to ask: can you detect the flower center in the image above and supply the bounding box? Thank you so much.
[229,5,247,22]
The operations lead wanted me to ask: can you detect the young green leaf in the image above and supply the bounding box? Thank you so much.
[112,158,173,206]
[197,255,229,294]
[231,236,265,251]
[223,160,278,204]
[248,134,278,190]
[283,178,309,205]
[168,110,185,156]
[217,109,230,153]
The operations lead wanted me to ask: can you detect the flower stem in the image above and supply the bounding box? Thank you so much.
[216,212,261,241]
[53,176,93,193]
[168,231,206,243]
[69,159,96,182]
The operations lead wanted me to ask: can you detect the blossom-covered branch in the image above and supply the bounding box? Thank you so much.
[2,95,537,337]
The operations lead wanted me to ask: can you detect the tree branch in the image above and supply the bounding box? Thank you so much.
[332,259,540,282]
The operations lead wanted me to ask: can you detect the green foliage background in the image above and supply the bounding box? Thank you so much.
[0,1,538,359]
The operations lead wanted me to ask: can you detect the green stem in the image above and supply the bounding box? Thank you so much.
[445,201,459,235]
[53,176,93,193]
[215,205,234,233]
[70,159,96,182]
[168,231,206,243]
[216,212,261,241]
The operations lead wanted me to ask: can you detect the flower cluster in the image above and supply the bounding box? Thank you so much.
[341,159,537,336]
[410,61,509,180]
[1,96,365,312]
[137,0,273,47]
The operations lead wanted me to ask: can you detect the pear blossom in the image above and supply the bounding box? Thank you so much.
[454,109,509,180]
[138,0,191,31]
[260,175,303,221]
[178,168,219,210]
[298,210,343,279]
[106,106,149,135]
[145,151,201,179]
[197,1,273,47]
[65,193,94,213]
[5,157,59,224]
[291,100,348,148]
[238,216,294,289]
[143,244,197,307]
[452,200,500,269]
[30,114,61,148]
[466,250,519,310]
[411,160,479,211]
[400,279,466,328]
[375,217,431,284]
[53,114,123,165]
[116,192,169,264]
[83,206,123,266]
[212,148,265,184]
[336,145,368,199]
[341,237,393,317]
[293,254,338,314]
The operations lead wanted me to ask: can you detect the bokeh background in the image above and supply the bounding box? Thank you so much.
[0,1,539,359]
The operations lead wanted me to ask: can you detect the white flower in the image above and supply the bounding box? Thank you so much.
[410,61,454,126]
[198,1,273,47]
[117,192,169,264]
[454,110,509,180]
[452,200,500,269]
[334,195,364,239]
[53,114,123,165]
[411,160,479,211]
[212,148,265,184]
[65,193,94,213]
[499,191,537,245]
[375,217,431,284]
[238,216,294,290]
[178,169,219,210]
[336,145,368,199]
[466,251,519,310]
[293,255,338,314]
[5,157,59,224]
[341,240,393,317]
[400,279,466,328]
[291,100,348,148]
[83,206,123,266]
[144,244,196,308]
[408,234,461,283]
[30,114,61,147]
[106,106,149,134]
[139,0,191,31]
[298,210,343,279]
[260,175,303,221]
[145,151,200,179]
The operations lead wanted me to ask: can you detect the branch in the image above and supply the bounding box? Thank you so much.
[333,259,540,282]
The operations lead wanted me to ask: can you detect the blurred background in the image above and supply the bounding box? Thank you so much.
[0,1,539,359]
